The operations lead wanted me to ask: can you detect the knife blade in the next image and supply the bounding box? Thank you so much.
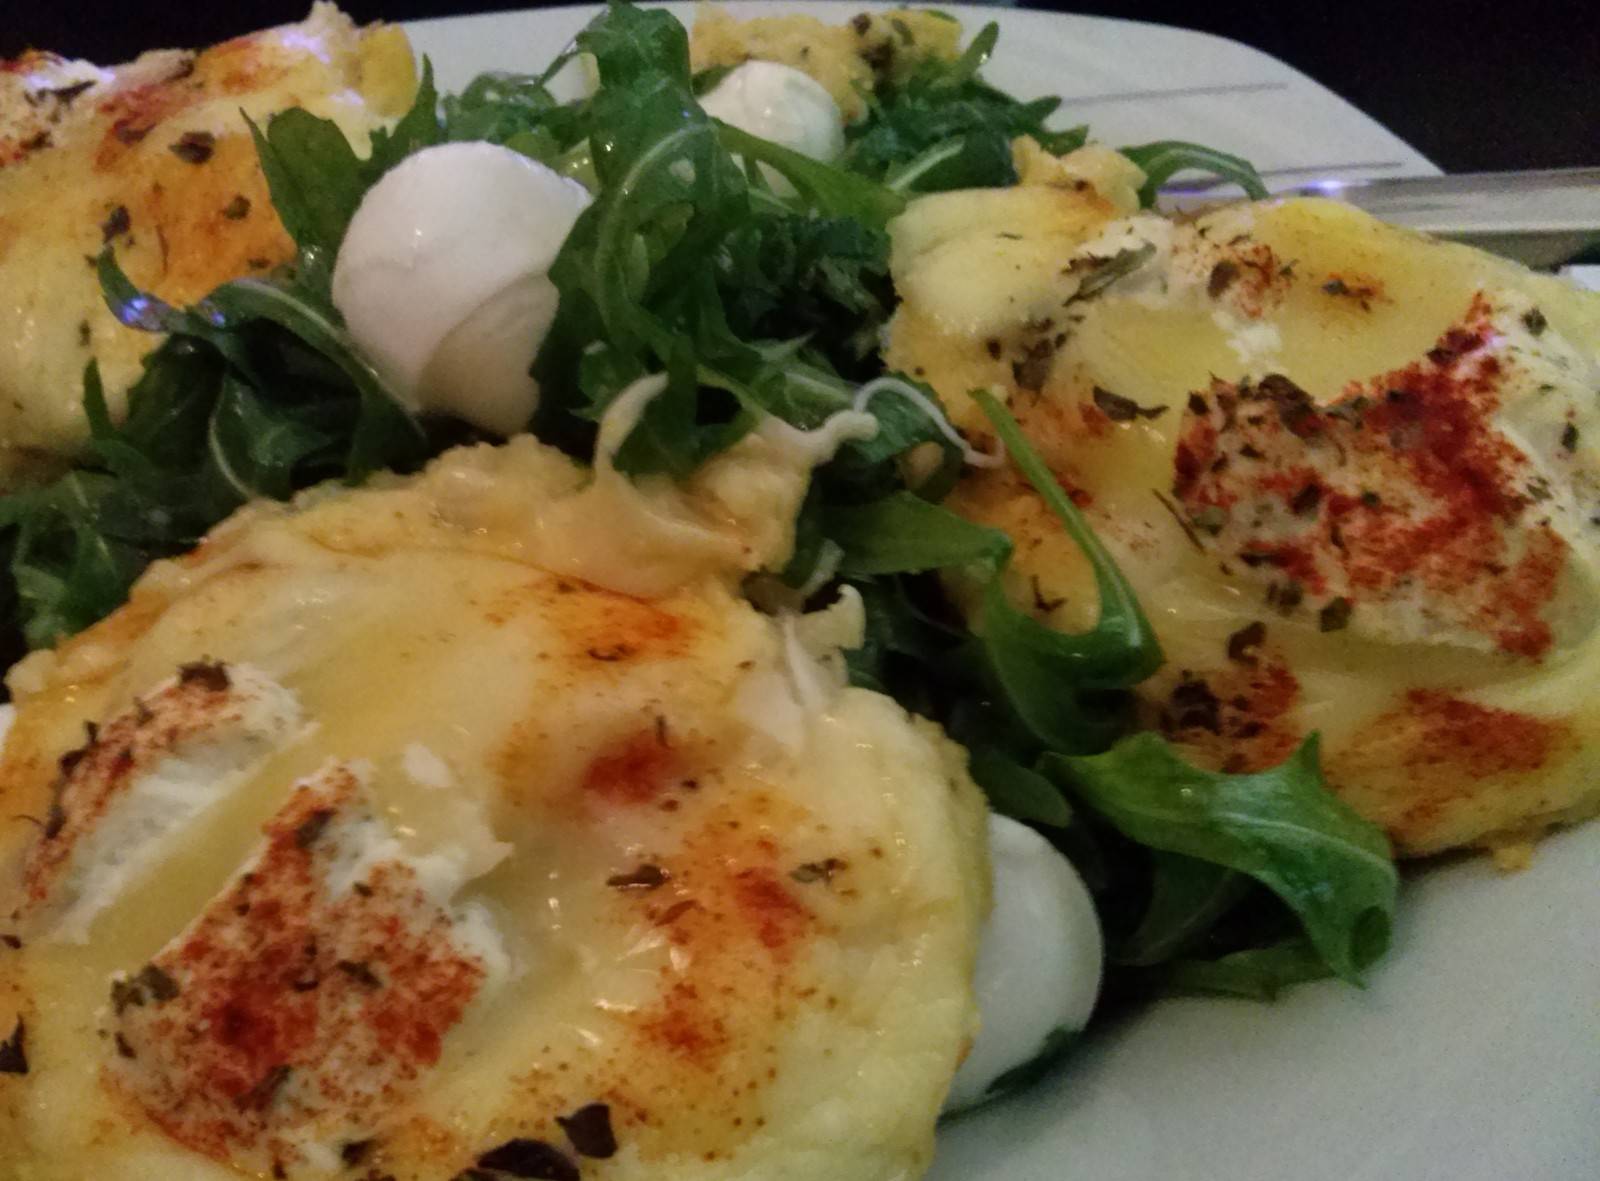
[1162,167,1600,269]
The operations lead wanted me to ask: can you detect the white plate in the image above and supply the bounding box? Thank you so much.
[409,7,1598,1179]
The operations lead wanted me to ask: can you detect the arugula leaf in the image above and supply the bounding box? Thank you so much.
[207,373,339,501]
[1045,733,1397,983]
[0,241,441,649]
[199,278,426,477]
[843,575,968,703]
[717,125,906,227]
[969,390,1161,751]
[978,588,1140,753]
[1119,140,1269,207]
[1113,852,1250,967]
[246,110,366,298]
[974,390,1160,680]
[579,1,690,82]
[828,492,1010,576]
[985,1025,1078,1099]
[717,214,891,370]
[248,60,444,297]
[690,64,736,96]
[1162,939,1335,1001]
[843,21,1088,193]
[968,747,1073,828]
[932,19,1000,91]
[539,6,934,483]
[442,69,586,160]
[551,6,744,439]
[367,59,445,173]
[943,1024,1080,1119]
[0,472,145,649]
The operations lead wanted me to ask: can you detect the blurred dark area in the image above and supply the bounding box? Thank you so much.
[6,0,1594,174]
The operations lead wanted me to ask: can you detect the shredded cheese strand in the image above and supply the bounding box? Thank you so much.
[852,377,1007,468]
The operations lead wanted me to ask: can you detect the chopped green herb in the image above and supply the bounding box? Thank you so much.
[0,1018,26,1075]
[1092,386,1167,423]
[1319,597,1353,632]
[557,1102,619,1159]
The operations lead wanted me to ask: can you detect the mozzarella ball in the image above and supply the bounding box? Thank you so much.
[701,60,846,165]
[331,142,591,436]
[945,813,1104,1112]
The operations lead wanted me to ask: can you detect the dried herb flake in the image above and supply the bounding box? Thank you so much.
[477,1138,580,1180]
[557,1102,618,1159]
[1092,386,1166,423]
[100,204,131,242]
[169,130,216,164]
[1318,597,1353,632]
[178,660,230,691]
[1226,621,1266,665]
[335,960,383,990]
[137,963,181,1003]
[606,864,668,891]
[294,809,335,850]
[1290,483,1322,516]
[236,1064,291,1111]
[791,857,848,885]
[0,1018,26,1074]
[1207,259,1239,297]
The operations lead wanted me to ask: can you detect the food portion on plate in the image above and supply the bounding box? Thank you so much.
[886,171,1600,863]
[0,2,1595,1178]
[0,2,416,490]
[0,406,988,1177]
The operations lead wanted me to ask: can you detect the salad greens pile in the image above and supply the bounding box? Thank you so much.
[0,0,1391,1053]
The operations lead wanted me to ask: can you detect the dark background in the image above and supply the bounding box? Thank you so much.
[6,0,1595,174]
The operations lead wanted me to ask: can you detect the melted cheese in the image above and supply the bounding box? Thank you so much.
[21,662,306,945]
[0,428,988,1180]
[888,192,1600,856]
[0,4,417,486]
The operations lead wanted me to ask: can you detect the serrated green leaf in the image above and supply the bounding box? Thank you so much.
[1045,733,1397,983]
[1120,139,1269,207]
[828,492,1010,576]
[206,374,338,501]
[246,109,365,296]
[1161,939,1335,1000]
[1113,852,1250,967]
[366,58,443,172]
[968,747,1073,827]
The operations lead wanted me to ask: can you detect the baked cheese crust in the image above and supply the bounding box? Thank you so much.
[886,158,1600,858]
[0,430,988,1179]
[0,3,416,487]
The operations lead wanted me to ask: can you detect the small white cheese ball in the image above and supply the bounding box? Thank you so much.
[945,813,1104,1113]
[331,142,591,437]
[700,60,846,164]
